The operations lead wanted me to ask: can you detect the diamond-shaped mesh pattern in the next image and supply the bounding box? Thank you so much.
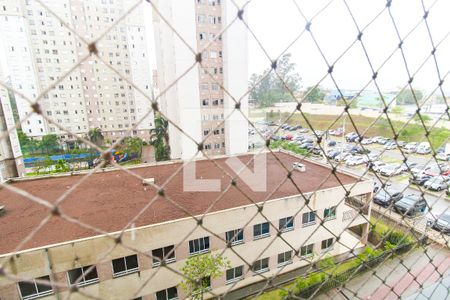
[0,0,449,299]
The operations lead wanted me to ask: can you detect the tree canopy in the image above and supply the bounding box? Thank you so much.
[249,53,301,107]
[304,86,325,103]
[396,89,423,105]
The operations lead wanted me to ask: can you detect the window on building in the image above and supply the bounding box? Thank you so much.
[302,211,316,227]
[203,129,210,136]
[301,243,314,257]
[211,84,219,91]
[200,83,209,90]
[279,216,294,232]
[197,14,205,23]
[225,229,244,246]
[112,254,139,277]
[252,258,269,273]
[18,276,53,300]
[226,266,243,284]
[253,222,270,239]
[152,245,176,267]
[210,51,218,58]
[324,206,337,220]
[213,129,220,135]
[189,237,210,255]
[199,32,205,40]
[214,143,220,149]
[202,99,209,106]
[156,286,178,300]
[212,99,219,106]
[204,144,211,150]
[321,238,334,251]
[277,251,292,266]
[67,266,99,286]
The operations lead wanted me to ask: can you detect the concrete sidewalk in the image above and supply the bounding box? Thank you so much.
[316,244,450,300]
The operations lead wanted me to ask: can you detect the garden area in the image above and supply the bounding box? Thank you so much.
[255,219,416,300]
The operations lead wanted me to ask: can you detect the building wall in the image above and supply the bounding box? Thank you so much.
[0,180,372,299]
[152,0,248,160]
[0,0,154,141]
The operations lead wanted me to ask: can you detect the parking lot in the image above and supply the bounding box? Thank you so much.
[249,121,450,245]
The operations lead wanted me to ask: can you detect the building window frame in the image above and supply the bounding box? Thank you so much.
[189,236,210,255]
[321,238,334,252]
[112,254,139,277]
[152,245,176,267]
[253,222,270,240]
[252,258,269,274]
[17,276,53,300]
[302,211,317,227]
[324,206,337,221]
[279,216,294,232]
[277,251,293,267]
[225,229,244,246]
[155,286,178,300]
[226,266,244,284]
[300,243,314,258]
[67,265,99,287]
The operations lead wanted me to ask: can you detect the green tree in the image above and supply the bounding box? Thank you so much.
[87,128,104,146]
[123,136,143,155]
[304,86,325,103]
[54,159,70,173]
[396,89,424,105]
[336,98,358,108]
[17,129,31,147]
[40,134,59,154]
[249,53,301,107]
[181,253,230,299]
[150,114,170,161]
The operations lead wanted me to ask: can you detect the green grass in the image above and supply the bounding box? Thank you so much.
[264,112,449,149]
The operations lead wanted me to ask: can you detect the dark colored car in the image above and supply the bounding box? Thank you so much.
[327,140,337,147]
[409,173,432,186]
[299,142,313,149]
[394,195,427,217]
[326,149,340,159]
[311,147,322,155]
[373,189,403,207]
[428,212,450,234]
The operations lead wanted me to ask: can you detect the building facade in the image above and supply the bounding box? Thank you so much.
[0,67,25,180]
[0,0,153,142]
[152,0,249,160]
[0,151,372,299]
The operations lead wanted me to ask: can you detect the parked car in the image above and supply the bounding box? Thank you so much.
[427,212,450,234]
[299,142,314,149]
[326,149,341,159]
[384,142,398,150]
[370,161,386,172]
[367,151,381,162]
[394,195,427,217]
[403,143,417,154]
[327,140,337,147]
[423,176,449,191]
[345,132,360,142]
[424,164,450,176]
[436,153,450,161]
[416,146,431,155]
[334,152,352,162]
[409,173,432,186]
[379,164,404,177]
[346,156,368,166]
[311,147,322,155]
[361,138,373,145]
[373,189,403,207]
[298,128,309,133]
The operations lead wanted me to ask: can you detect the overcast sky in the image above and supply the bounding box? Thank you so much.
[144,0,450,95]
[2,0,450,96]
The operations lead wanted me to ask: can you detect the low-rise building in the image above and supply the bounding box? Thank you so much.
[0,151,372,299]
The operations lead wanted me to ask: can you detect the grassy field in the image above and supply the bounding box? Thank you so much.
[259,111,449,149]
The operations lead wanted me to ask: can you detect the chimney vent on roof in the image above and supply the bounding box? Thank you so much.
[142,178,155,186]
[0,205,5,217]
[293,162,306,172]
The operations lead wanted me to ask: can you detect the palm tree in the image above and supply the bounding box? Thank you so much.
[87,128,104,146]
[150,114,170,161]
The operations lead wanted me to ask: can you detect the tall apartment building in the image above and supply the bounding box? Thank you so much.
[153,0,249,160]
[0,151,373,299]
[0,66,25,180]
[0,0,153,143]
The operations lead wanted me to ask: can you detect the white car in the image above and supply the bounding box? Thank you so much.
[403,144,417,154]
[416,146,431,155]
[384,142,397,150]
[346,156,368,166]
[371,161,386,172]
[334,152,352,162]
[436,153,449,161]
[361,138,373,145]
[379,164,404,177]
